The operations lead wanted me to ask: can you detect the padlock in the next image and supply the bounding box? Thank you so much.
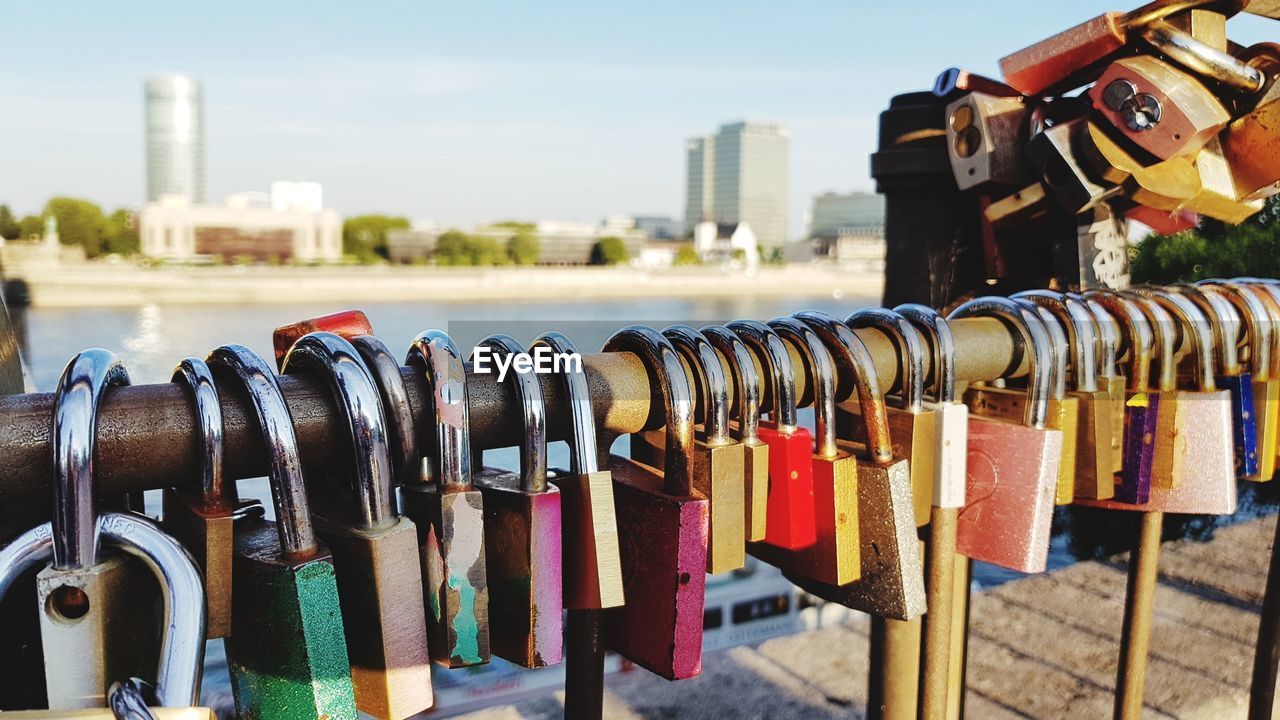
[603,326,709,680]
[1172,284,1259,479]
[932,67,1019,100]
[1077,289,1237,514]
[1009,298,1080,505]
[701,325,769,542]
[945,92,1030,192]
[349,334,421,488]
[632,326,745,573]
[893,304,968,512]
[728,320,818,550]
[1089,55,1229,160]
[161,358,263,641]
[949,297,1064,573]
[1200,279,1276,481]
[467,335,564,668]
[271,309,373,368]
[1121,203,1199,236]
[1025,117,1122,214]
[530,331,624,609]
[749,317,860,586]
[1222,44,1280,199]
[35,350,161,709]
[280,332,434,718]
[997,0,1219,95]
[1236,279,1280,476]
[844,308,939,526]
[1080,292,1127,473]
[1086,291,1158,503]
[788,311,925,620]
[208,344,358,720]
[402,330,490,668]
[1141,19,1265,93]
[0,510,208,714]
[1015,290,1117,499]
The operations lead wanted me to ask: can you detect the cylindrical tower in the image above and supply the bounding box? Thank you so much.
[144,74,205,204]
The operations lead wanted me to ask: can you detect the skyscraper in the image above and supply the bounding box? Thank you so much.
[145,74,205,203]
[684,121,790,247]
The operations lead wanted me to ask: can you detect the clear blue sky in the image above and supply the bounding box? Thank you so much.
[2,2,1274,234]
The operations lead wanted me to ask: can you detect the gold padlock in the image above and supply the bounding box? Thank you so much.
[1081,292,1128,474]
[1236,279,1280,477]
[701,325,770,542]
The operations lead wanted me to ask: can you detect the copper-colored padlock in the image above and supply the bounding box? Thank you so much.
[750,317,860,586]
[950,297,1064,573]
[787,311,925,621]
[701,325,769,541]
[1089,55,1229,160]
[845,308,939,527]
[729,320,818,550]
[271,309,374,369]
[604,326,709,680]
[933,67,1019,99]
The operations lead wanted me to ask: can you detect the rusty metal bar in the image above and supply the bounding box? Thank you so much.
[1116,511,1163,719]
[0,318,1022,504]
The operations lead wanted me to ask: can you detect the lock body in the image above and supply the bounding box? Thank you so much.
[1047,396,1080,504]
[840,405,939,526]
[475,469,564,668]
[742,439,770,542]
[1089,56,1229,160]
[161,491,261,639]
[1254,379,1279,481]
[1103,374,1127,473]
[930,401,969,510]
[998,12,1126,95]
[1116,392,1159,504]
[226,520,358,720]
[757,422,818,550]
[401,486,491,668]
[1152,391,1189,489]
[945,92,1029,192]
[606,456,709,680]
[1220,374,1260,479]
[751,451,860,586]
[552,469,625,608]
[1071,390,1116,499]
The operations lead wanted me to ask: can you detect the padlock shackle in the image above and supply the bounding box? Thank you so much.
[51,349,130,571]
[531,331,600,475]
[1077,293,1120,380]
[1086,291,1153,392]
[1122,0,1223,28]
[1143,289,1218,392]
[1016,300,1069,402]
[604,326,695,497]
[1235,279,1280,380]
[406,330,473,492]
[795,311,894,464]
[1141,20,1266,93]
[171,358,233,508]
[949,297,1052,429]
[701,325,762,445]
[1014,290,1100,393]
[664,326,731,446]
[474,334,548,493]
[1124,292,1179,392]
[351,334,422,489]
[0,513,207,708]
[1171,284,1244,378]
[845,308,926,413]
[768,318,838,459]
[282,332,397,530]
[1199,280,1271,380]
[727,320,799,431]
[894,304,958,404]
[207,344,319,558]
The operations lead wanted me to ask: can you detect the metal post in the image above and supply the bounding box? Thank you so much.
[921,507,958,719]
[564,609,605,720]
[946,556,971,720]
[1115,511,1163,720]
[1251,513,1280,719]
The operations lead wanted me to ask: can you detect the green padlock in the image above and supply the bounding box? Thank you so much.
[209,344,358,720]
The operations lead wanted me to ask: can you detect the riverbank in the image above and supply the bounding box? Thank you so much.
[4,262,883,307]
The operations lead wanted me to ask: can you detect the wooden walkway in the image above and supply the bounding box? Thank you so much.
[461,514,1277,719]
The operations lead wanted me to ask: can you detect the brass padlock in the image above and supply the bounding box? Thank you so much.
[469,335,564,669]
[845,308,939,527]
[281,332,434,718]
[403,330,491,668]
[1080,292,1128,474]
[604,326,709,680]
[701,325,769,542]
[1222,44,1280,199]
[161,357,263,640]
[530,331,624,609]
[1015,290,1117,499]
[632,326,746,573]
[210,344,358,719]
[1236,279,1280,477]
[749,317,860,586]
[950,297,1064,573]
[1089,55,1229,160]
[1086,291,1157,503]
[788,311,925,621]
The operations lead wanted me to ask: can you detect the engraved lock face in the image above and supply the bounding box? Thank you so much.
[945,92,1030,191]
[1090,56,1230,159]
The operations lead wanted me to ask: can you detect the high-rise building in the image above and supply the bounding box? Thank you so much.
[145,74,205,203]
[684,121,789,247]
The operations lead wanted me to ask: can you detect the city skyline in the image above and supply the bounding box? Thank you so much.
[4,2,1276,235]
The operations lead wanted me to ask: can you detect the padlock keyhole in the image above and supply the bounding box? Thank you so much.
[47,585,90,622]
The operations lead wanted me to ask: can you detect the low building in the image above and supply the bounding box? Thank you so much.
[387,221,646,265]
[693,221,759,269]
[812,224,886,267]
[138,188,342,263]
[808,192,885,237]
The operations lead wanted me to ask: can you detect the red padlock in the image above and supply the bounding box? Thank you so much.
[271,309,374,369]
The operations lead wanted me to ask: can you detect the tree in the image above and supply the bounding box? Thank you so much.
[0,205,18,240]
[1130,196,1280,283]
[507,231,540,265]
[44,197,107,258]
[17,215,42,240]
[673,245,701,266]
[103,209,140,256]
[488,220,536,233]
[342,214,410,262]
[589,236,629,265]
[434,230,474,266]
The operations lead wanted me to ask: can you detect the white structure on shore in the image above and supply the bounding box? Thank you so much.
[139,184,341,263]
[145,74,205,204]
[693,220,759,270]
[684,121,790,248]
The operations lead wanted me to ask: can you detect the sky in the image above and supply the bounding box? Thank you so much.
[2,2,1275,235]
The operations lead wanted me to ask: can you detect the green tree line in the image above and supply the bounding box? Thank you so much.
[344,215,630,266]
[0,198,139,258]
[1130,196,1280,283]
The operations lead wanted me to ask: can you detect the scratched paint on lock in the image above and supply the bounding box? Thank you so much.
[445,493,487,666]
[1222,375,1260,478]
